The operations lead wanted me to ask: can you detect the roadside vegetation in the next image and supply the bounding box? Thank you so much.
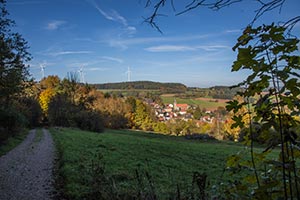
[0,129,29,156]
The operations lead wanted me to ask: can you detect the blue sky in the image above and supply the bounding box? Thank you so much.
[7,0,300,87]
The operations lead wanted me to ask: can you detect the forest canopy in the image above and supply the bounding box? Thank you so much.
[92,81,187,93]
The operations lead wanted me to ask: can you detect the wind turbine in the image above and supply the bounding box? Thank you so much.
[126,66,131,82]
[78,66,85,83]
[40,63,45,79]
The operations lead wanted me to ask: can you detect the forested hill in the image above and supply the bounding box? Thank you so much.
[92,81,187,93]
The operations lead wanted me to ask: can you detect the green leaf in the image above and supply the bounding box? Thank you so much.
[244,175,257,184]
[226,100,239,112]
[226,155,241,167]
[231,115,244,129]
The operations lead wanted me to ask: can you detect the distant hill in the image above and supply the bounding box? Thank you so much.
[92,81,187,93]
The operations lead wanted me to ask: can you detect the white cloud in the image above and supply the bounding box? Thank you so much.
[46,20,66,30]
[88,0,137,36]
[110,10,127,26]
[97,6,122,23]
[101,56,123,63]
[223,29,241,33]
[86,67,109,71]
[145,45,196,52]
[48,51,93,56]
[107,34,210,50]
[125,26,137,35]
[145,44,230,52]
[89,0,127,26]
[196,45,231,51]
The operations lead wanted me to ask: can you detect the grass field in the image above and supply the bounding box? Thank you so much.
[51,128,250,199]
[161,96,227,110]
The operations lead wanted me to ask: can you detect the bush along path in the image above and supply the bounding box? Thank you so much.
[0,129,56,200]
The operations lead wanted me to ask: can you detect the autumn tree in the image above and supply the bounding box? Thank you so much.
[0,0,32,139]
[39,87,56,115]
[36,74,106,132]
[224,96,250,141]
[40,75,60,89]
[132,99,156,130]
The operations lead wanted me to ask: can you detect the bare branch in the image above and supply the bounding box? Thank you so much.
[251,0,286,26]
[283,16,300,36]
[143,0,298,32]
[171,0,176,12]
[144,0,166,33]
[176,0,206,16]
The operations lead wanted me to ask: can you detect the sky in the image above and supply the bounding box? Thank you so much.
[6,0,300,87]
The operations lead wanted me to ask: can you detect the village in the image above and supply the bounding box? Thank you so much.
[147,98,217,124]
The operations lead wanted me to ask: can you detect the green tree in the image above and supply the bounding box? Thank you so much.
[193,106,202,120]
[48,94,76,127]
[144,1,299,198]
[17,97,42,127]
[60,72,80,104]
[0,0,31,106]
[0,0,32,139]
[226,24,300,199]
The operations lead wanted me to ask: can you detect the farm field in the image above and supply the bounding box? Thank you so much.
[161,95,228,110]
[97,88,230,111]
[51,128,251,199]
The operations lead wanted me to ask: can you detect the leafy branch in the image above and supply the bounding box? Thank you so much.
[226,23,300,199]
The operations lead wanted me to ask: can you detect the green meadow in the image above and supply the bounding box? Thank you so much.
[161,96,227,110]
[51,128,249,199]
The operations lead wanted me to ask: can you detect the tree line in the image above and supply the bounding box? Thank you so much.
[92,81,187,93]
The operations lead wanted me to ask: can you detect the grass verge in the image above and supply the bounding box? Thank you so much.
[33,128,43,143]
[0,129,29,156]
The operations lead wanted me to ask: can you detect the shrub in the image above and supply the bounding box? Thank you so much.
[48,94,75,127]
[18,97,42,127]
[185,133,216,141]
[0,107,27,141]
[73,110,104,133]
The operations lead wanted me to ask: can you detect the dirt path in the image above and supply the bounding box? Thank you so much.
[0,129,56,200]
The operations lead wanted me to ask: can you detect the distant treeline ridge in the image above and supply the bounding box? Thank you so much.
[92,81,187,93]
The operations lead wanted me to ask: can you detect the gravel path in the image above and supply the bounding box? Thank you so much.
[0,129,56,200]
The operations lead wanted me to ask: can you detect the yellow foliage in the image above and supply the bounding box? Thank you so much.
[224,116,241,141]
[224,103,250,141]
[39,88,56,115]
